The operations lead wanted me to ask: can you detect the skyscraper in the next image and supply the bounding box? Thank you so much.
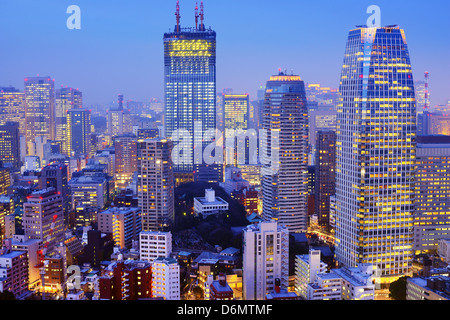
[0,87,26,136]
[107,94,132,138]
[261,72,309,233]
[114,134,138,189]
[164,1,216,178]
[334,25,416,287]
[24,77,55,150]
[414,135,450,254]
[67,108,91,156]
[137,139,174,232]
[56,87,82,155]
[314,130,336,230]
[0,121,20,168]
[22,188,65,254]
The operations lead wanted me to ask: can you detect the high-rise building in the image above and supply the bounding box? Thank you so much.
[39,163,70,225]
[22,188,65,254]
[224,94,249,135]
[0,87,26,136]
[0,122,20,168]
[414,135,450,254]
[163,1,216,175]
[242,220,289,300]
[138,139,174,232]
[314,130,336,230]
[24,77,55,150]
[97,207,142,249]
[114,133,138,189]
[261,72,309,233]
[107,95,132,138]
[56,87,82,155]
[334,25,416,287]
[67,108,91,156]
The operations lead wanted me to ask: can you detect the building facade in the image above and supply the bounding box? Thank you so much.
[242,221,289,300]
[334,26,416,287]
[261,72,309,233]
[138,139,174,232]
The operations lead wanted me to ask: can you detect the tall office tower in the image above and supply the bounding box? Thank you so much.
[334,26,416,287]
[39,163,70,225]
[0,167,11,195]
[114,133,138,189]
[0,196,13,242]
[138,139,174,232]
[314,130,336,230]
[223,94,250,166]
[224,94,249,134]
[163,1,216,178]
[261,72,309,233]
[0,87,26,136]
[107,95,132,138]
[55,87,83,155]
[24,77,56,151]
[67,109,91,156]
[414,135,450,254]
[22,188,65,254]
[242,220,289,300]
[0,122,20,168]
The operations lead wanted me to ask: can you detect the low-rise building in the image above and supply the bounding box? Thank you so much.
[194,188,229,218]
[407,276,450,300]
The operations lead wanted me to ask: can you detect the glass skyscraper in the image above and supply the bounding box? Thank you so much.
[24,76,55,149]
[56,87,82,155]
[334,26,416,287]
[261,72,309,233]
[163,5,216,176]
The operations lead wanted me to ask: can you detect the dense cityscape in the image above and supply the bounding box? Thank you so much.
[0,0,450,306]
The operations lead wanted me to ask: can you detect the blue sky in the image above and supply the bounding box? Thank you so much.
[0,0,449,107]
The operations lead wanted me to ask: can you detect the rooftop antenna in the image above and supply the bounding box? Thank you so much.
[200,0,204,31]
[195,2,199,31]
[175,0,181,33]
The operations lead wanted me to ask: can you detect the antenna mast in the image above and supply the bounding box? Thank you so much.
[195,2,199,31]
[175,0,181,33]
[200,1,204,31]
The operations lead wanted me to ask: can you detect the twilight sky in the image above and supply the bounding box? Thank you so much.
[0,0,449,108]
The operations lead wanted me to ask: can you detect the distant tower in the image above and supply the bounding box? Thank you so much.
[424,71,430,111]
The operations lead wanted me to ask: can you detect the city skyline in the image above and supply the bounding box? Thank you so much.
[0,0,449,107]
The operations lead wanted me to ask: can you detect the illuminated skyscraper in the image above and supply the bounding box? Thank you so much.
[261,72,309,233]
[107,95,132,138]
[67,109,91,156]
[334,26,416,287]
[114,133,138,189]
[414,135,450,254]
[56,87,82,155]
[0,87,26,136]
[164,1,216,176]
[0,121,20,168]
[314,130,336,230]
[138,139,174,232]
[24,77,55,151]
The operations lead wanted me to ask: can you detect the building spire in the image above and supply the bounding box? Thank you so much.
[175,0,181,33]
[200,0,204,31]
[195,2,199,31]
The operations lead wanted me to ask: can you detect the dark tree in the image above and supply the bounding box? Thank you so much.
[389,276,410,300]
